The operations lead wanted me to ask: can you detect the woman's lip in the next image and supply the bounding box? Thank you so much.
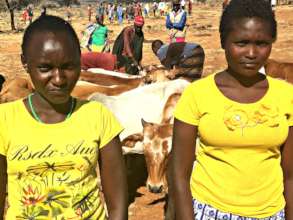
[242,63,259,68]
[48,89,68,94]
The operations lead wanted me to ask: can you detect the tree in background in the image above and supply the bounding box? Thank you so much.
[3,0,17,30]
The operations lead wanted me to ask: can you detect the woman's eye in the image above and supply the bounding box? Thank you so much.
[61,64,76,70]
[38,66,51,72]
[235,42,247,47]
[256,42,269,47]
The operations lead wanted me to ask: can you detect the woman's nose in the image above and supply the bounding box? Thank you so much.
[246,44,257,59]
[51,68,66,86]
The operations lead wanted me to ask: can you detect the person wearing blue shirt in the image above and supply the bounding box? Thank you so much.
[166,0,187,43]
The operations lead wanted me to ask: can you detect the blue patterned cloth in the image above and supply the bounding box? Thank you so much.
[192,199,285,220]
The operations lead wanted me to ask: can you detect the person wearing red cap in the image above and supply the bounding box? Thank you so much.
[112,16,145,75]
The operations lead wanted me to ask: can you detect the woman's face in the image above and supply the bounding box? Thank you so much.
[22,31,80,104]
[224,17,273,77]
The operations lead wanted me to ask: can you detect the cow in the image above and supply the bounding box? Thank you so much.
[0,69,145,103]
[0,76,33,103]
[89,79,190,140]
[99,86,184,195]
[264,59,293,84]
[0,77,140,103]
[121,93,181,192]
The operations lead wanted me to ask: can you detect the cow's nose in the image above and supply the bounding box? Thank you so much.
[147,184,163,194]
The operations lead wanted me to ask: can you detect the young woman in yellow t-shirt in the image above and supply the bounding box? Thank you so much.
[169,0,293,219]
[0,15,127,220]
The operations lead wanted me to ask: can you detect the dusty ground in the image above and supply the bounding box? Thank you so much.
[1,3,293,220]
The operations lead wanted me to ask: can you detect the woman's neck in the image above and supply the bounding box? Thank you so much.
[32,93,73,115]
[225,68,266,88]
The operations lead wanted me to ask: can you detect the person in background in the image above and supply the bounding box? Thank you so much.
[96,2,105,21]
[166,0,187,43]
[21,7,28,25]
[222,0,229,10]
[40,6,46,17]
[87,4,93,22]
[152,1,158,17]
[0,15,128,220]
[108,3,114,24]
[65,5,72,23]
[27,5,34,24]
[188,0,192,15]
[112,16,145,75]
[90,15,108,52]
[158,1,166,17]
[144,2,150,17]
[168,0,293,219]
[180,0,186,10]
[152,40,205,81]
[271,0,277,14]
[134,2,142,17]
[117,3,124,25]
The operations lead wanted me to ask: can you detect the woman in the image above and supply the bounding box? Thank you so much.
[166,0,187,43]
[0,15,128,220]
[90,14,109,52]
[169,0,293,219]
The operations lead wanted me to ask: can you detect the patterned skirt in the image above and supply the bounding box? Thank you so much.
[192,199,285,220]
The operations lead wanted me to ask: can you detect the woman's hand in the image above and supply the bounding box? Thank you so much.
[282,127,293,220]
[99,136,128,220]
[168,119,197,220]
[0,155,7,219]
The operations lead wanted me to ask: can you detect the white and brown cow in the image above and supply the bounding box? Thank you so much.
[112,90,185,195]
[89,79,189,140]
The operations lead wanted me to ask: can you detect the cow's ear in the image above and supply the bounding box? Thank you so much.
[141,118,148,127]
[21,54,29,73]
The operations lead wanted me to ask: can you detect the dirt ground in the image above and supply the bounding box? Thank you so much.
[1,3,293,220]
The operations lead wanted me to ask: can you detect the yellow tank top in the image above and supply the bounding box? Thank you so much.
[0,99,123,219]
[174,74,293,218]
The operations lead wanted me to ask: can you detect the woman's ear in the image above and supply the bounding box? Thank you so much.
[21,54,29,73]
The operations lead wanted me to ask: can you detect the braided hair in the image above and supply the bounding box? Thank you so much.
[219,0,277,48]
[21,15,81,58]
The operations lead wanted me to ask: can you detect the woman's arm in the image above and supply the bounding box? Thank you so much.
[166,14,173,29]
[168,119,197,220]
[0,155,7,219]
[99,136,128,220]
[282,126,293,220]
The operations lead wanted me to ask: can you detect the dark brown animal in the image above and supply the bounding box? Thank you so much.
[0,75,5,92]
[264,59,293,84]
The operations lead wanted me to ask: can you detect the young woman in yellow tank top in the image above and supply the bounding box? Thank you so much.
[169,0,293,219]
[0,15,128,220]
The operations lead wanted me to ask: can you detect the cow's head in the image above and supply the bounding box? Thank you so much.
[141,119,172,193]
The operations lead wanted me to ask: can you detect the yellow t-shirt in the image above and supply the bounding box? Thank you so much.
[174,74,293,218]
[0,99,123,220]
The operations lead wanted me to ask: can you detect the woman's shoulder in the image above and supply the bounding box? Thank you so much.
[267,76,293,92]
[0,99,23,123]
[75,99,111,114]
[188,73,215,90]
[0,99,22,112]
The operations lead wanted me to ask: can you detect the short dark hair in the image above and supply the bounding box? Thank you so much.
[219,0,277,48]
[21,15,81,58]
[151,40,163,54]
